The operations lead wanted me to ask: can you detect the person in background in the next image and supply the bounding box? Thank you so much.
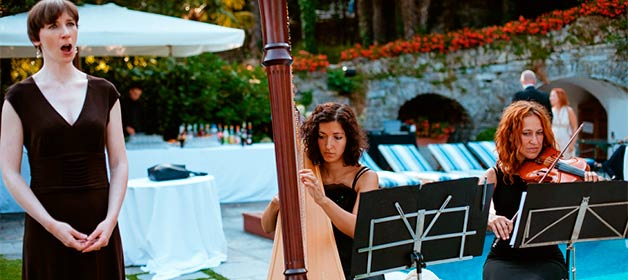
[0,1,127,279]
[121,84,144,136]
[549,87,578,159]
[512,70,553,120]
[482,101,600,280]
[600,137,627,181]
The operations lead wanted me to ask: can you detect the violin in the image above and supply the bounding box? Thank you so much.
[520,123,591,183]
[519,146,590,183]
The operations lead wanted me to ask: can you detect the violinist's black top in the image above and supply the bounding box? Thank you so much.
[483,166,567,280]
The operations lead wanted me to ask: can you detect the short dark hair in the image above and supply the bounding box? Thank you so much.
[128,83,142,91]
[301,103,368,166]
[27,0,79,44]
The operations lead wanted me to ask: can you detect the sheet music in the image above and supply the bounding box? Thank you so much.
[509,191,527,247]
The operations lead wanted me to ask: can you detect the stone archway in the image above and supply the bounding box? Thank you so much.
[397,93,472,143]
[540,77,628,161]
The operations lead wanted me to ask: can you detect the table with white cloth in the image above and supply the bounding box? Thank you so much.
[126,143,278,203]
[0,150,30,213]
[118,176,227,280]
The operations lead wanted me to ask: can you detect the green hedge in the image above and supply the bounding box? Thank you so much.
[82,54,272,141]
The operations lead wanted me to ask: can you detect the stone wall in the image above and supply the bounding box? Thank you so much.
[293,15,628,140]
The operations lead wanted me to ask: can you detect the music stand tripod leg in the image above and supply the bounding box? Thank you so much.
[566,243,576,280]
[410,251,426,280]
[411,251,426,280]
[567,196,589,280]
[395,203,428,280]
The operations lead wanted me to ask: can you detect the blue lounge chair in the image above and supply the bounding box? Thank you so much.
[466,141,498,168]
[377,144,466,182]
[427,143,487,178]
[360,152,422,188]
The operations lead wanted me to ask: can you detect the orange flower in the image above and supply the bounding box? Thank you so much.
[295,0,627,71]
[413,118,454,138]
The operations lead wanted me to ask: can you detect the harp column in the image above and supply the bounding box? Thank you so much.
[258,0,308,279]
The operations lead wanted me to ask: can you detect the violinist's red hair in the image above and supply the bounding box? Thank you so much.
[495,101,557,183]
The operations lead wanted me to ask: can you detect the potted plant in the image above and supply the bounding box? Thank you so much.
[411,117,455,146]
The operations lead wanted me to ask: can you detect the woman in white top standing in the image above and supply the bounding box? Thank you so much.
[549,88,578,159]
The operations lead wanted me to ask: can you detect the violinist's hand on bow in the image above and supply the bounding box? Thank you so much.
[583,171,601,182]
[488,214,514,240]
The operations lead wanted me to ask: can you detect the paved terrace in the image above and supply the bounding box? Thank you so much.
[0,202,273,280]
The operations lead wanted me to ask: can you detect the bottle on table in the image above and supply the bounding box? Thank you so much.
[235,125,242,145]
[240,121,247,146]
[217,124,224,145]
[223,125,230,145]
[246,122,253,145]
[177,124,187,148]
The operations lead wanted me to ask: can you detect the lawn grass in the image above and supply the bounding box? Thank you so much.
[200,268,229,280]
[0,256,21,279]
[0,256,228,280]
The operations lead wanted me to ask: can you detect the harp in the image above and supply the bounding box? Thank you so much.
[258,0,345,279]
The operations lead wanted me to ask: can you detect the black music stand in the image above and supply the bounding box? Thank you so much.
[510,181,628,280]
[350,177,493,280]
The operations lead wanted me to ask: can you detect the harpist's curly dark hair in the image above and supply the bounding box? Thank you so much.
[301,103,368,166]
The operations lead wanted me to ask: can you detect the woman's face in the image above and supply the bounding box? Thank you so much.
[549,90,558,107]
[518,115,544,161]
[317,121,347,164]
[35,11,78,63]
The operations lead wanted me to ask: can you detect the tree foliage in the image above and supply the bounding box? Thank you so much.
[1,1,253,30]
[80,54,271,140]
[298,0,318,53]
[1,1,268,140]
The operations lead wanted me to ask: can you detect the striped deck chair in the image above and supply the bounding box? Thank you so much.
[360,152,422,188]
[377,144,466,182]
[466,141,497,168]
[427,143,487,178]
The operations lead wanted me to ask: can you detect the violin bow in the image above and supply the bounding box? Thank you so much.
[538,123,585,183]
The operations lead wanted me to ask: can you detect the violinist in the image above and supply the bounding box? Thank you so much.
[482,101,601,280]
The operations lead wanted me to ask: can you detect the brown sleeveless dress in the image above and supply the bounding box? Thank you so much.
[5,76,125,280]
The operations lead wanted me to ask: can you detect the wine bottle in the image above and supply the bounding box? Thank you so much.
[223,125,230,145]
[217,124,224,145]
[246,122,253,145]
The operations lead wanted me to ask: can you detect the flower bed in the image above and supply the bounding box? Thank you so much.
[293,0,627,72]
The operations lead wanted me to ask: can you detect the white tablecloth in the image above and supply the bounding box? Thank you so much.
[126,143,278,203]
[119,176,227,280]
[1,143,279,213]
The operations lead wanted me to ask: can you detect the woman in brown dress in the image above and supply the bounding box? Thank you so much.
[0,1,127,279]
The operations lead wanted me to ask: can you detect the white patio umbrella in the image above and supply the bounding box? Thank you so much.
[0,3,245,214]
[0,3,245,58]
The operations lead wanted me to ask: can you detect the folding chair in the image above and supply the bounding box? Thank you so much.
[466,141,498,168]
[360,152,422,188]
[377,144,466,182]
[426,143,487,178]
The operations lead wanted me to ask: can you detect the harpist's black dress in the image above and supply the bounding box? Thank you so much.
[6,76,125,280]
[483,166,567,280]
[325,166,384,280]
